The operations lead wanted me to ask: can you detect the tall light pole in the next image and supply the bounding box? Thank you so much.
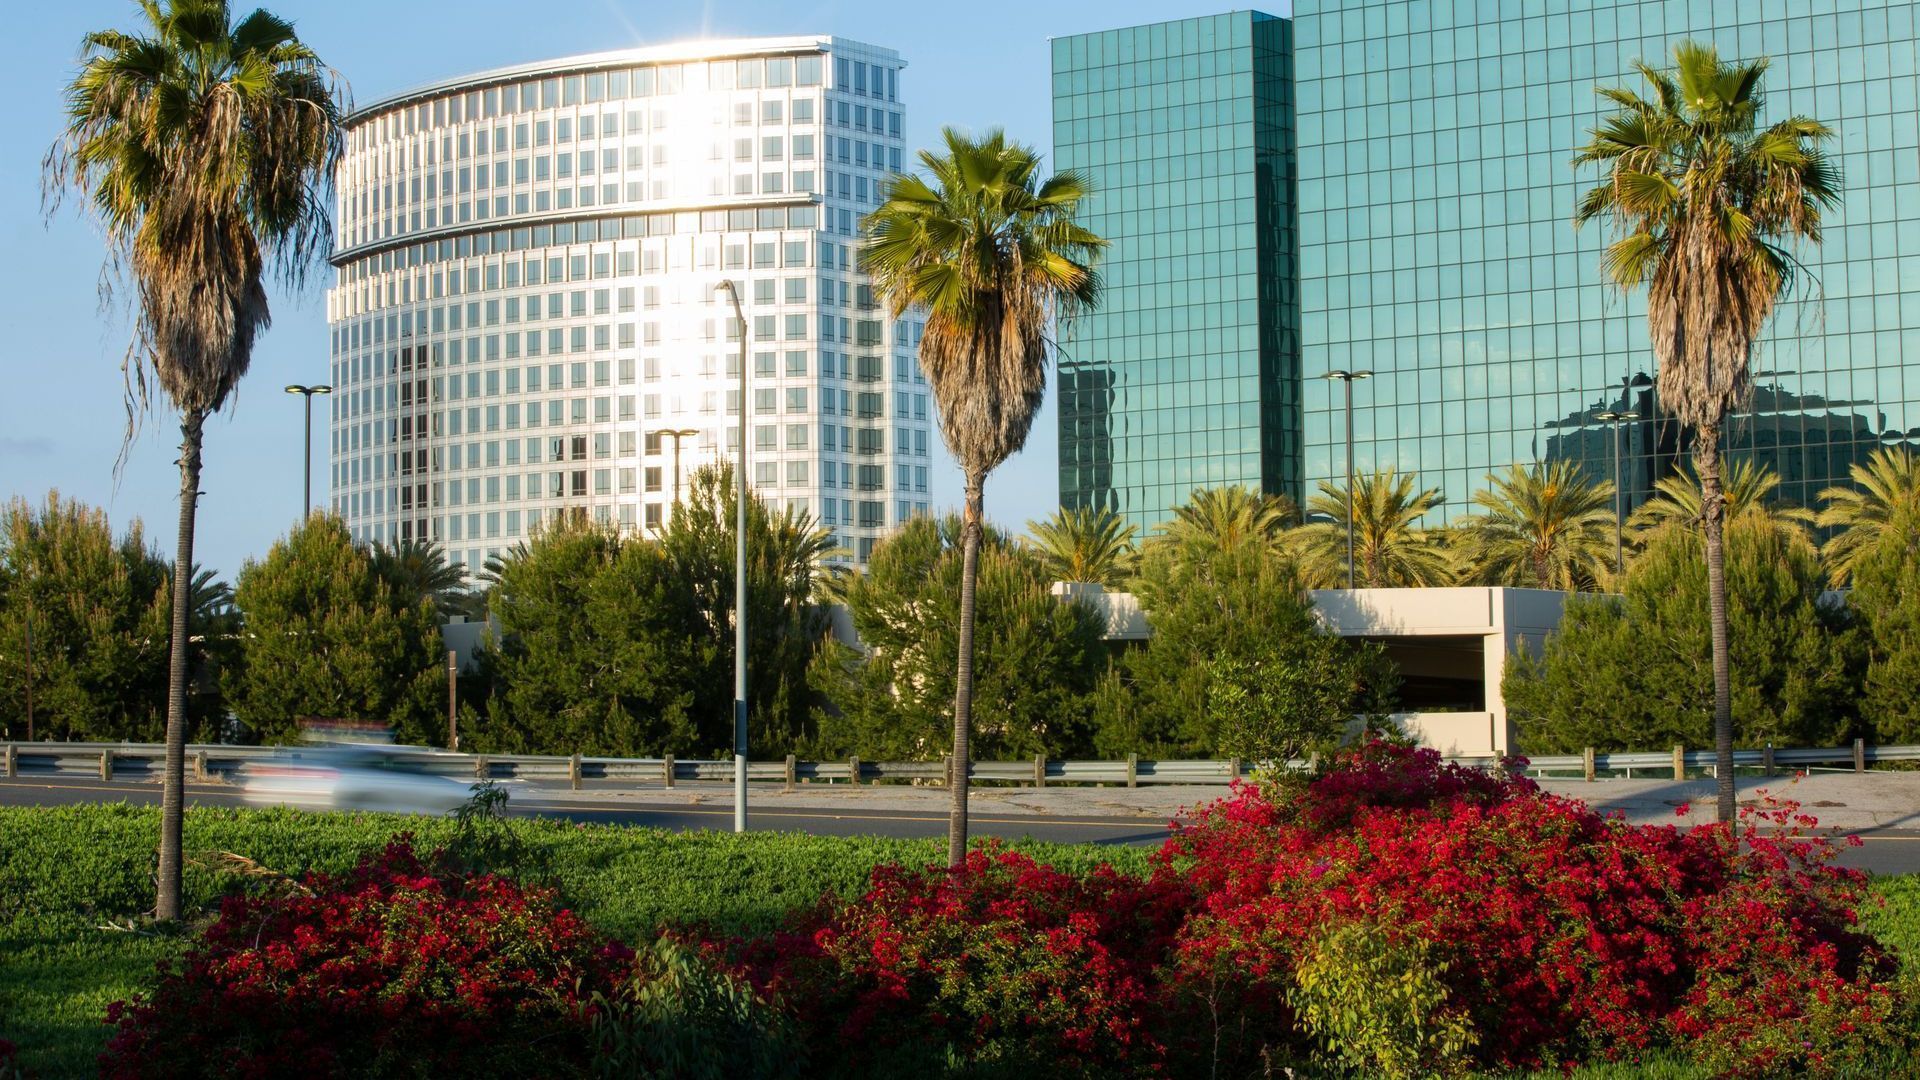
[284,384,333,517]
[1321,370,1373,589]
[714,280,749,834]
[1594,410,1640,580]
[660,428,700,525]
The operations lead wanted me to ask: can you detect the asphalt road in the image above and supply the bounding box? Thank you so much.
[0,775,1178,847]
[6,775,1920,871]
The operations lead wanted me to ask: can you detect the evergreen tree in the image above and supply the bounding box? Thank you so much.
[1103,518,1393,758]
[476,519,706,756]
[812,516,1106,760]
[1848,507,1920,743]
[1505,514,1861,753]
[224,516,442,744]
[0,493,172,741]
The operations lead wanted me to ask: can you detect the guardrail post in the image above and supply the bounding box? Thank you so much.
[473,754,488,780]
[1672,744,1685,781]
[1126,753,1138,789]
[1229,757,1242,781]
[784,754,796,793]
[848,755,861,786]
[1034,754,1046,788]
[1854,738,1866,773]
[100,750,113,782]
[942,754,952,789]
[3,744,14,779]
[663,753,675,788]
[193,750,209,783]
[1582,746,1596,783]
[1307,751,1321,772]
[1762,742,1775,776]
[569,753,582,791]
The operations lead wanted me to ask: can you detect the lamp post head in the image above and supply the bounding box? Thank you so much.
[1594,410,1640,423]
[284,384,333,396]
[1322,369,1373,382]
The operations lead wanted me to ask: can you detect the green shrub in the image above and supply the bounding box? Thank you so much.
[1286,918,1476,1078]
[591,936,802,1080]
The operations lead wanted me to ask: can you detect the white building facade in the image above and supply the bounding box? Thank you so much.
[326,37,934,574]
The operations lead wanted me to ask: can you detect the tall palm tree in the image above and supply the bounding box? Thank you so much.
[1575,41,1838,822]
[1292,469,1453,588]
[1458,462,1617,590]
[45,0,345,918]
[1025,506,1136,586]
[1152,485,1297,561]
[863,128,1104,867]
[1629,459,1816,550]
[1817,446,1920,586]
[369,538,470,620]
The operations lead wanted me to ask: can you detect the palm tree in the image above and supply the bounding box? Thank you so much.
[1025,506,1136,586]
[1458,462,1617,590]
[45,0,345,918]
[1817,446,1920,586]
[1292,469,1453,588]
[863,128,1104,867]
[1629,460,1816,550]
[1575,41,1838,822]
[369,538,470,620]
[1152,486,1297,561]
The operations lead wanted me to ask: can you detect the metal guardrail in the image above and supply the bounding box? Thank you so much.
[3,740,1916,789]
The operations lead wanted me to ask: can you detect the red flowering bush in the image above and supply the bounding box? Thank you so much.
[1157,741,1903,1075]
[99,838,630,1079]
[732,846,1191,1077]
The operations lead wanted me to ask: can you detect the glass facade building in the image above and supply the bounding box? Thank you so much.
[1054,12,1298,527]
[1059,2,1920,529]
[327,37,934,575]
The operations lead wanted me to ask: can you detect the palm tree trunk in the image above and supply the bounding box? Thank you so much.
[948,469,985,869]
[1696,425,1736,824]
[156,410,205,921]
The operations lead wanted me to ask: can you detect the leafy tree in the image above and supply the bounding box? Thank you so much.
[1575,41,1839,821]
[1629,459,1814,548]
[45,0,347,919]
[657,464,836,755]
[1102,499,1395,758]
[1024,506,1136,586]
[369,538,471,620]
[1456,462,1616,590]
[475,519,706,757]
[1817,447,1920,586]
[863,128,1105,865]
[1505,514,1860,754]
[1847,506,1920,742]
[812,516,1106,761]
[0,493,171,741]
[224,517,442,745]
[1292,469,1453,588]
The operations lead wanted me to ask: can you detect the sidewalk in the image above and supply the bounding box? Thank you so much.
[516,769,1920,834]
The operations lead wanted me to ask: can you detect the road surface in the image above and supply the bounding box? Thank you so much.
[5,775,1920,872]
[0,775,1178,848]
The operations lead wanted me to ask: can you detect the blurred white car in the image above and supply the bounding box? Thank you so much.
[235,745,478,815]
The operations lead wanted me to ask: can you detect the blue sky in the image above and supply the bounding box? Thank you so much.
[0,0,1272,579]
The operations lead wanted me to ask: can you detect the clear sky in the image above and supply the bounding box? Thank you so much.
[0,0,1278,579]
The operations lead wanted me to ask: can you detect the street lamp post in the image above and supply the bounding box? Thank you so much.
[714,280,749,834]
[659,428,700,525]
[284,384,333,517]
[1321,370,1374,589]
[1594,410,1640,579]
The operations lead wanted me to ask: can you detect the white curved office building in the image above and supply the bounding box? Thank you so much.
[326,37,931,573]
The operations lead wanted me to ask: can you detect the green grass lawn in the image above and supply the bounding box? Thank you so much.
[2,803,1915,1078]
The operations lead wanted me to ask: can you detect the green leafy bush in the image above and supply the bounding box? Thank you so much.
[1286,918,1476,1078]
[591,936,802,1080]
